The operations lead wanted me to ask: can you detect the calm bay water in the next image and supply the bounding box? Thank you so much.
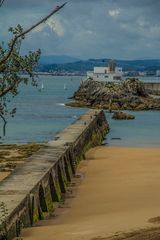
[0,75,160,147]
[106,111,160,147]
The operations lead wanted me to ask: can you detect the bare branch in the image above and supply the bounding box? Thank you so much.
[0,2,67,66]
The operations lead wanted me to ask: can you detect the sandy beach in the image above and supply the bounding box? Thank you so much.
[21,146,160,240]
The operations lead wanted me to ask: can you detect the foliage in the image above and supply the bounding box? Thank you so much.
[0,2,67,136]
[0,25,41,136]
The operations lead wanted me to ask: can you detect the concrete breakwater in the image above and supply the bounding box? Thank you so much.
[144,82,160,95]
[0,110,109,240]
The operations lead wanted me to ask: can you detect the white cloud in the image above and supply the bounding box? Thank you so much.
[1,0,160,59]
[47,17,65,37]
[32,16,65,37]
[86,30,93,35]
[108,8,121,18]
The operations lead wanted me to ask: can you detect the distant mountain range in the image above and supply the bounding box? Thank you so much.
[115,59,160,71]
[38,56,160,72]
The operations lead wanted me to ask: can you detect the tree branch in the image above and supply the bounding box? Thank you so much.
[0,113,7,125]
[0,2,67,66]
[0,84,16,98]
[0,113,7,137]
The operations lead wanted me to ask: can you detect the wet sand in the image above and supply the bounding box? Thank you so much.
[21,146,160,240]
[0,171,10,181]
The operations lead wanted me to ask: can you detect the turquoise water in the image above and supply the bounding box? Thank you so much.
[0,76,160,147]
[105,111,160,147]
[0,76,87,143]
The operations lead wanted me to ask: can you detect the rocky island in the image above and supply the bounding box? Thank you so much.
[112,111,135,120]
[67,78,160,110]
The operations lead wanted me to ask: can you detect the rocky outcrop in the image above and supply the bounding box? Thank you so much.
[112,111,135,120]
[68,78,160,110]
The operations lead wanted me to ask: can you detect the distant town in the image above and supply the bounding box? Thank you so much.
[35,70,160,77]
[36,56,160,77]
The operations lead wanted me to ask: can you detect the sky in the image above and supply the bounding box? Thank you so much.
[0,0,160,60]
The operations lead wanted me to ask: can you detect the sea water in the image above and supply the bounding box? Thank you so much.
[0,76,87,143]
[105,111,160,147]
[0,76,160,147]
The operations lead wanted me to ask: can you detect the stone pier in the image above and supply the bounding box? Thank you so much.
[0,110,109,240]
[144,82,160,95]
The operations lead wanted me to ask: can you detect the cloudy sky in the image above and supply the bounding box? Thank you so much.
[0,0,160,60]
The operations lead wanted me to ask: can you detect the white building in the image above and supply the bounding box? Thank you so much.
[87,60,123,81]
[156,70,160,77]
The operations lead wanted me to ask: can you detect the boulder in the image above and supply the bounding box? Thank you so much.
[112,111,135,120]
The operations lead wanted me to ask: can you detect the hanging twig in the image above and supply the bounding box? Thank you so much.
[0,2,68,66]
[0,114,7,136]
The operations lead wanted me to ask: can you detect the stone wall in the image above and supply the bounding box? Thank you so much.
[144,83,160,95]
[0,110,109,240]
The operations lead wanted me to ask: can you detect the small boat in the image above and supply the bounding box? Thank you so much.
[111,137,122,140]
[64,84,67,90]
[41,83,44,89]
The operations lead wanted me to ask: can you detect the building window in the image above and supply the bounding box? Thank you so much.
[114,76,121,80]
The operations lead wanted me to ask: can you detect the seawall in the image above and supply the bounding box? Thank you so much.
[144,82,160,95]
[0,110,109,240]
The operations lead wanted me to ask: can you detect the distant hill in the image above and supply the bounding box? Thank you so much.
[116,59,160,71]
[38,58,160,72]
[39,55,80,64]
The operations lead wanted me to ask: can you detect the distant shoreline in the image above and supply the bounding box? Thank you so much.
[34,72,87,76]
